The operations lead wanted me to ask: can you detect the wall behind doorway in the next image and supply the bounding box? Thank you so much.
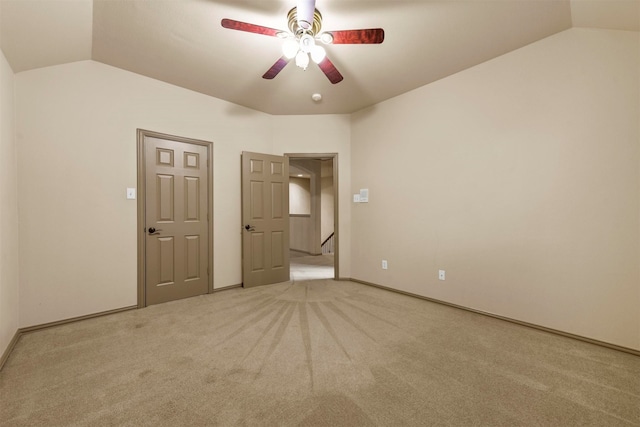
[289,177,311,215]
[288,158,335,255]
[289,175,313,253]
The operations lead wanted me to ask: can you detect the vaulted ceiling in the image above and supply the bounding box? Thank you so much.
[1,0,638,115]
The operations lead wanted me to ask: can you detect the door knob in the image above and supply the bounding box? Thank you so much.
[148,227,162,235]
[245,224,255,231]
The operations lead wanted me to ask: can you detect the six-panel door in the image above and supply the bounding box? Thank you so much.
[145,137,209,305]
[241,152,290,287]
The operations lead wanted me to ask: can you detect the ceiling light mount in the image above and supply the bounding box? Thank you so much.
[287,7,323,36]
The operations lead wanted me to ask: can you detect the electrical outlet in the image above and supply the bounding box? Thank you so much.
[438,270,445,280]
[382,260,388,270]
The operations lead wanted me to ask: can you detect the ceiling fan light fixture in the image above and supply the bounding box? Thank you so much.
[295,51,310,70]
[282,39,299,59]
[221,1,384,84]
[310,45,326,63]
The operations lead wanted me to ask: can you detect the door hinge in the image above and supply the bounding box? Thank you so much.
[207,267,210,276]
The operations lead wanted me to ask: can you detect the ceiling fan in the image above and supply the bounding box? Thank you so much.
[221,0,384,84]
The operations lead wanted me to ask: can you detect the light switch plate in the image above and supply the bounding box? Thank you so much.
[359,188,369,203]
[353,194,361,203]
[126,188,136,200]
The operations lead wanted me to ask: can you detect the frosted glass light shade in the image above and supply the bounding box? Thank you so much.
[310,45,326,63]
[295,51,310,69]
[282,39,299,59]
[319,32,334,45]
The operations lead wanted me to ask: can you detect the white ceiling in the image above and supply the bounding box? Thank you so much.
[1,0,638,115]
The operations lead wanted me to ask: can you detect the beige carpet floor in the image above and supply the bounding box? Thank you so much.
[1,276,639,426]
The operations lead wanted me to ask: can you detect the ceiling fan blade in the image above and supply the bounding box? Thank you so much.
[262,57,291,80]
[317,57,343,84]
[221,19,282,37]
[327,28,385,44]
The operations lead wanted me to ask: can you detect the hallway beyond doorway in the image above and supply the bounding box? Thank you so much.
[290,251,334,281]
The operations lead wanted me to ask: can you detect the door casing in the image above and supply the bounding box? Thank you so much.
[286,153,339,280]
[136,129,214,308]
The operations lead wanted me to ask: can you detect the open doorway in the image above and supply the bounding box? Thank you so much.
[287,153,338,281]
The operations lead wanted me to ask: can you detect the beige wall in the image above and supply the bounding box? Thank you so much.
[289,176,312,253]
[15,60,351,328]
[351,28,640,350]
[289,159,322,254]
[289,177,311,215]
[290,216,312,253]
[272,116,351,277]
[0,50,19,355]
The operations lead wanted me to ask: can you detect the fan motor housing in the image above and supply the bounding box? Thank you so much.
[287,7,323,36]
